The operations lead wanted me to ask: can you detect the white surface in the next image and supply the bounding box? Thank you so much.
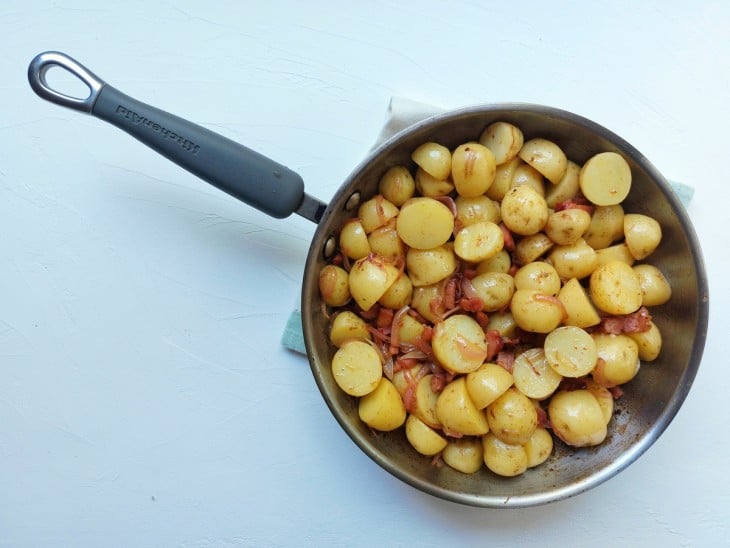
[1,1,727,546]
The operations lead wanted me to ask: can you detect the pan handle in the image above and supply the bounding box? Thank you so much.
[28,51,327,223]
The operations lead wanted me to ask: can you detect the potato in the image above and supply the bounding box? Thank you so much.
[513,261,561,296]
[319,264,351,307]
[435,377,489,436]
[500,185,549,236]
[548,390,607,447]
[454,221,504,263]
[331,340,382,397]
[510,162,545,196]
[392,363,423,399]
[545,208,591,246]
[442,438,484,474]
[518,138,568,184]
[405,414,447,456]
[544,326,598,378]
[410,284,444,324]
[466,362,514,409]
[584,204,624,250]
[545,160,581,208]
[415,166,455,198]
[412,374,441,428]
[547,238,599,280]
[479,121,524,164]
[524,427,554,468]
[329,311,371,347]
[624,213,662,260]
[368,223,406,263]
[405,244,458,287]
[378,272,413,309]
[595,242,635,266]
[633,264,672,306]
[514,232,554,265]
[627,320,663,361]
[476,248,512,274]
[358,378,406,431]
[511,348,562,400]
[339,218,370,260]
[589,260,642,315]
[378,165,415,206]
[486,388,538,445]
[397,197,454,250]
[579,152,631,206]
[585,381,614,425]
[510,289,564,334]
[557,278,601,328]
[451,142,496,197]
[470,272,515,312]
[485,311,518,338]
[592,333,640,387]
[411,141,452,180]
[482,433,528,477]
[358,195,399,234]
[488,156,520,201]
[432,314,488,374]
[395,314,426,346]
[348,253,401,311]
[455,195,501,228]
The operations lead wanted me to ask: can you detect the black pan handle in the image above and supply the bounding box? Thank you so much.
[27,51,326,223]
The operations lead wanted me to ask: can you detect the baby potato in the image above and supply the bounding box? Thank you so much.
[395,314,426,347]
[410,285,444,324]
[348,253,401,311]
[589,260,642,315]
[547,238,599,280]
[627,320,663,361]
[510,289,564,334]
[595,242,635,266]
[466,362,515,409]
[435,377,489,436]
[482,433,528,477]
[319,264,351,307]
[406,244,458,287]
[455,195,501,228]
[514,232,554,265]
[329,311,372,347]
[479,121,524,165]
[557,278,601,328]
[358,195,399,234]
[544,326,598,378]
[511,348,562,401]
[339,218,370,260]
[397,197,455,250]
[415,166,455,198]
[592,333,640,387]
[624,213,662,260]
[488,156,521,201]
[545,160,581,208]
[358,378,406,431]
[513,261,561,296]
[524,427,554,468]
[405,414,448,456]
[331,340,382,397]
[432,314,489,374]
[584,204,625,250]
[442,438,484,474]
[451,142,496,197]
[486,311,518,338]
[486,388,538,445]
[545,208,591,246]
[476,249,512,274]
[392,363,423,398]
[548,390,607,447]
[579,152,631,206]
[518,138,568,184]
[510,162,545,197]
[378,165,415,206]
[585,381,614,424]
[368,223,406,263]
[470,272,515,312]
[378,272,413,309]
[501,185,549,236]
[411,141,452,180]
[412,373,441,429]
[633,264,672,306]
[454,221,504,263]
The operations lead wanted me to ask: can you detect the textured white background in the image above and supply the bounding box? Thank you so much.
[1,1,727,546]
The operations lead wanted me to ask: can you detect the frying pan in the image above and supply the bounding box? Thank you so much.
[27,51,709,507]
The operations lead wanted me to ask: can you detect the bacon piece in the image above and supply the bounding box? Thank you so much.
[460,297,484,313]
[535,404,550,428]
[608,386,625,400]
[496,351,515,373]
[554,197,595,214]
[595,307,653,335]
[376,307,394,329]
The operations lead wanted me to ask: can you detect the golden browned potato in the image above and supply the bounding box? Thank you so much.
[368,223,406,263]
[405,244,458,287]
[348,254,401,311]
[451,142,496,197]
[378,272,413,309]
[329,311,371,347]
[397,197,454,250]
[548,390,607,447]
[627,320,663,361]
[479,121,524,165]
[470,271,515,312]
[482,433,528,477]
[476,249,512,274]
[358,195,399,234]
[518,138,568,184]
[633,264,672,306]
[486,388,538,445]
[453,221,504,263]
[442,438,484,474]
[411,141,452,180]
[545,160,581,208]
[547,238,599,280]
[455,195,501,228]
[319,264,351,307]
[511,348,562,400]
[510,162,545,196]
[523,427,553,468]
[545,208,591,246]
[543,326,598,378]
[435,377,490,436]
[595,243,635,266]
[510,289,564,333]
[378,165,415,206]
[592,333,640,387]
[589,260,642,315]
[584,204,625,250]
[405,414,448,456]
[466,362,515,409]
[339,218,371,260]
[432,314,489,374]
[332,340,382,397]
[358,378,407,431]
[558,278,601,328]
[415,167,455,198]
[488,156,521,201]
[513,261,561,296]
[501,185,549,236]
[514,233,554,265]
[624,213,662,260]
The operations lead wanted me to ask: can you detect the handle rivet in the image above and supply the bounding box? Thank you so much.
[323,236,337,259]
[344,192,361,211]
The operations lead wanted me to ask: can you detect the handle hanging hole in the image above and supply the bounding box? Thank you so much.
[28,51,106,113]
